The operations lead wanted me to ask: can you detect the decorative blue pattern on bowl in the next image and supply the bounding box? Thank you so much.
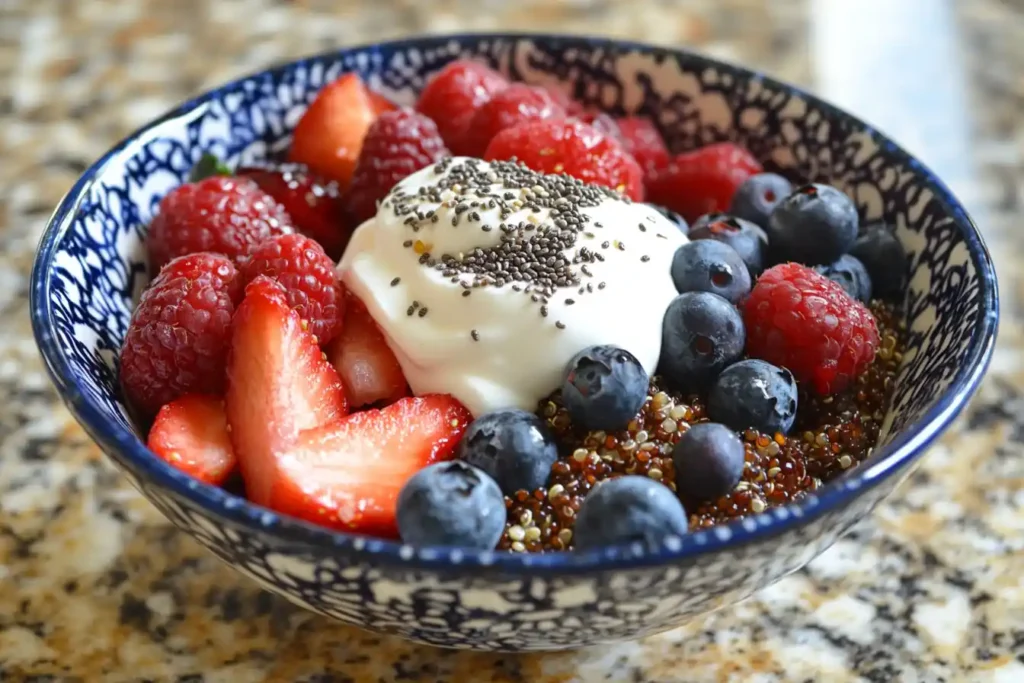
[30,34,997,652]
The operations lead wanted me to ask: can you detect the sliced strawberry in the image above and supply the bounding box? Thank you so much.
[267,394,472,537]
[147,394,236,486]
[226,276,348,503]
[325,293,408,408]
[368,89,399,115]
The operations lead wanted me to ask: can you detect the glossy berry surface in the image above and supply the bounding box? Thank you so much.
[708,359,798,435]
[688,214,768,277]
[415,60,508,151]
[573,476,689,551]
[815,253,873,303]
[645,143,763,222]
[459,84,565,158]
[670,240,752,304]
[672,423,746,502]
[767,183,858,265]
[850,223,907,300]
[729,172,793,228]
[659,291,745,392]
[615,116,670,174]
[395,461,506,549]
[647,203,689,235]
[457,409,559,496]
[562,345,649,433]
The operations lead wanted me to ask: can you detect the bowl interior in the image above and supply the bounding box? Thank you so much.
[32,34,996,566]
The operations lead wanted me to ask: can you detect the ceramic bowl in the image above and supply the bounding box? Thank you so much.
[30,33,998,652]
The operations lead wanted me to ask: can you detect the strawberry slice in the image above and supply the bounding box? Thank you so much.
[147,394,236,486]
[325,293,408,408]
[226,276,348,503]
[267,394,472,537]
[289,74,389,189]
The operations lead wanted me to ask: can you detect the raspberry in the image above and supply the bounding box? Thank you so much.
[575,111,623,142]
[484,119,644,201]
[345,109,450,225]
[646,143,763,223]
[120,253,241,417]
[147,176,293,273]
[458,84,565,157]
[416,60,508,151]
[742,263,880,396]
[615,116,670,175]
[241,234,345,345]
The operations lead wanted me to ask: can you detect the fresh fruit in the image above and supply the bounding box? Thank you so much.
[815,253,873,303]
[850,224,907,300]
[237,162,351,259]
[648,203,689,235]
[345,109,450,225]
[708,359,798,435]
[646,143,763,223]
[615,116,670,175]
[573,476,689,551]
[767,183,858,265]
[241,233,345,345]
[458,84,566,158]
[574,111,622,141]
[416,60,508,151]
[484,118,644,201]
[225,276,348,504]
[289,73,392,188]
[271,395,472,538]
[562,345,649,432]
[670,240,752,304]
[146,176,292,273]
[396,460,506,549]
[672,423,745,502]
[728,172,793,228]
[743,263,880,395]
[325,294,408,408]
[121,253,241,417]
[688,214,769,277]
[659,291,745,391]
[147,394,236,485]
[457,409,559,495]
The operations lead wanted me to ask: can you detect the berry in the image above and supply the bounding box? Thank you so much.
[271,395,472,538]
[146,176,292,273]
[573,476,689,551]
[484,119,644,201]
[396,461,506,549]
[647,203,689,235]
[237,162,351,259]
[815,254,873,303]
[325,292,408,408]
[670,240,752,304]
[767,183,858,266]
[742,263,880,395]
[645,143,763,223]
[729,172,793,228]
[457,409,559,495]
[562,345,650,433]
[688,214,769,278]
[573,111,623,141]
[615,116,669,174]
[289,73,394,188]
[120,253,241,417]
[458,84,565,158]
[671,423,745,502]
[147,394,236,486]
[345,109,450,225]
[708,359,798,435]
[659,292,745,391]
[416,60,508,151]
[850,223,907,300]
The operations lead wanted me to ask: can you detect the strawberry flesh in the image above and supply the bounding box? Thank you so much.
[147,394,236,486]
[326,293,408,408]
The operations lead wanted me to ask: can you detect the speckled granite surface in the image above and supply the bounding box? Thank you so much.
[1,0,1021,680]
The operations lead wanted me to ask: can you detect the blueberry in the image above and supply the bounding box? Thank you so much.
[573,476,689,551]
[672,423,746,501]
[670,240,751,304]
[659,292,745,391]
[396,461,506,549]
[646,203,689,235]
[729,173,793,228]
[457,409,559,495]
[815,254,872,302]
[767,183,858,266]
[688,214,768,277]
[562,345,649,432]
[708,359,798,435]
[850,223,907,300]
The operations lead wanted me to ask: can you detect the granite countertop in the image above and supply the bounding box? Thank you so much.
[1,0,1021,680]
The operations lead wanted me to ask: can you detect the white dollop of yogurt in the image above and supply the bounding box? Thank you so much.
[338,157,687,417]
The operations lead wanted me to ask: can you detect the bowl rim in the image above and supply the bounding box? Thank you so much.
[30,32,999,574]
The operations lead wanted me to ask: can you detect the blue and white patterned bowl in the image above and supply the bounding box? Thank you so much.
[30,34,998,652]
